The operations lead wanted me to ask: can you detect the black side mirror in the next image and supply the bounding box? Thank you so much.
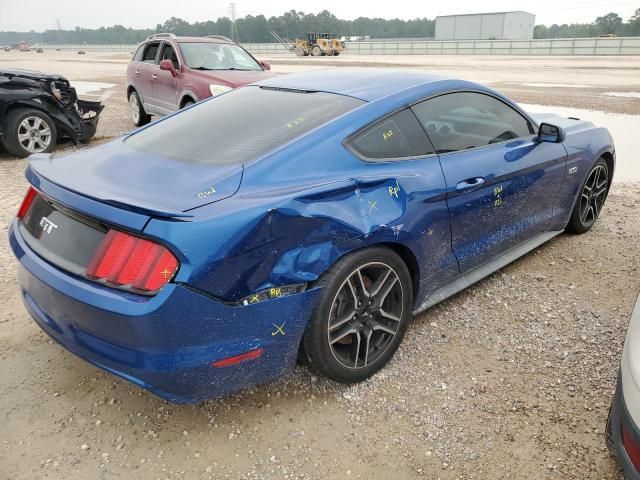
[537,122,565,143]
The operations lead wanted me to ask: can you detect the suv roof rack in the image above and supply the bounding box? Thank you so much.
[205,35,233,42]
[147,33,176,40]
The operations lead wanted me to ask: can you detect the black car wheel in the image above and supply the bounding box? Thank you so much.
[2,108,57,158]
[128,90,150,127]
[566,157,610,234]
[302,247,413,383]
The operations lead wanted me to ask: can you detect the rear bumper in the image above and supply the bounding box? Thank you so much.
[607,372,640,480]
[608,296,640,477]
[75,99,103,142]
[10,220,320,403]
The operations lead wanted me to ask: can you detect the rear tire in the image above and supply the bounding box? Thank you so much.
[2,108,57,158]
[566,157,610,234]
[301,247,413,384]
[311,45,322,57]
[128,90,150,127]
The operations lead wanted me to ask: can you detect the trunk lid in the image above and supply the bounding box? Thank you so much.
[28,140,243,215]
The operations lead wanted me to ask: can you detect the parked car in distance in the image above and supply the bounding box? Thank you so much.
[607,295,640,477]
[126,33,275,126]
[10,69,615,403]
[0,69,103,158]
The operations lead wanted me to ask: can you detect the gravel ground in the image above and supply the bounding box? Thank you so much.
[1,51,640,479]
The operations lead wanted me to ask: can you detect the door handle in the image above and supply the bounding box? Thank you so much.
[456,177,485,192]
[152,74,158,79]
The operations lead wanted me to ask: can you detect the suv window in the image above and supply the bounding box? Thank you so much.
[350,109,435,160]
[411,92,534,154]
[179,42,262,71]
[125,86,364,165]
[142,42,160,63]
[160,43,179,69]
[133,44,144,62]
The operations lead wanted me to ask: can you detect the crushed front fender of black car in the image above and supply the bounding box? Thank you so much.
[0,69,104,158]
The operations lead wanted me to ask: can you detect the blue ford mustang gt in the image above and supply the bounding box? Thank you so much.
[10,69,615,403]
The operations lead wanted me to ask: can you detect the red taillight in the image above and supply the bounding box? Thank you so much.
[623,425,640,470]
[87,229,178,293]
[17,187,38,219]
[210,348,264,368]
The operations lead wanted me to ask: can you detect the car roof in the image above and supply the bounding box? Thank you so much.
[256,68,454,102]
[173,36,233,44]
[146,36,233,45]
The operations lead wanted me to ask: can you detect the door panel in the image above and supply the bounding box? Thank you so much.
[412,91,567,272]
[138,42,161,111]
[440,139,566,271]
[154,42,180,112]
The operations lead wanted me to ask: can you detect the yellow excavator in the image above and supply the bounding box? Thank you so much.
[270,31,345,57]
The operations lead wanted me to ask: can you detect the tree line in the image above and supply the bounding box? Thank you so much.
[0,8,638,45]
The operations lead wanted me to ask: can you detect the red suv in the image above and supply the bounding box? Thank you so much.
[126,34,275,126]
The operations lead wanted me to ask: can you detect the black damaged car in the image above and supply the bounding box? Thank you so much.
[0,69,103,158]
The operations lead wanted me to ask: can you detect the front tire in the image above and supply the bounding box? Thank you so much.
[566,157,610,234]
[2,108,57,158]
[128,90,150,127]
[302,247,413,384]
[311,45,322,57]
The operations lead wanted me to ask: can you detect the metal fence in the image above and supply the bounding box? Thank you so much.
[36,36,640,56]
[36,44,137,52]
[246,36,640,56]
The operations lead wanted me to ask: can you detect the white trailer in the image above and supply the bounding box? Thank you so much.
[435,12,535,40]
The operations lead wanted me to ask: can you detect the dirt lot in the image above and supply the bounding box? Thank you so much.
[1,50,640,479]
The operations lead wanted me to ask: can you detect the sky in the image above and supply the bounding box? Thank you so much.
[0,0,638,32]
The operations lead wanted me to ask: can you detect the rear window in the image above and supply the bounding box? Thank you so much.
[142,42,160,63]
[133,44,144,62]
[125,86,364,164]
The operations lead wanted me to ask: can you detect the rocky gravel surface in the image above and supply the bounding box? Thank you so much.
[0,51,639,479]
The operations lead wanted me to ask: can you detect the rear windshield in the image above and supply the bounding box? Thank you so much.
[125,87,364,164]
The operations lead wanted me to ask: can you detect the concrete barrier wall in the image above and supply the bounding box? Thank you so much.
[244,37,640,55]
[36,37,640,56]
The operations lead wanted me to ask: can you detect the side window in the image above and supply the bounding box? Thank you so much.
[160,43,179,69]
[350,109,435,160]
[142,42,161,63]
[133,44,145,62]
[411,92,534,154]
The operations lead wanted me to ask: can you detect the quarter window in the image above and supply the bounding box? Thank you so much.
[142,42,161,63]
[411,92,534,154]
[350,109,435,160]
[132,44,144,62]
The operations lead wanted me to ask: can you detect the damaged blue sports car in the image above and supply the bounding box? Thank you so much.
[10,69,615,403]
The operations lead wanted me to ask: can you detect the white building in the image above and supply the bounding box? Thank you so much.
[435,12,535,40]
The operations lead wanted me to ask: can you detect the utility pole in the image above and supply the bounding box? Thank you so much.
[229,3,236,42]
[56,19,62,43]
